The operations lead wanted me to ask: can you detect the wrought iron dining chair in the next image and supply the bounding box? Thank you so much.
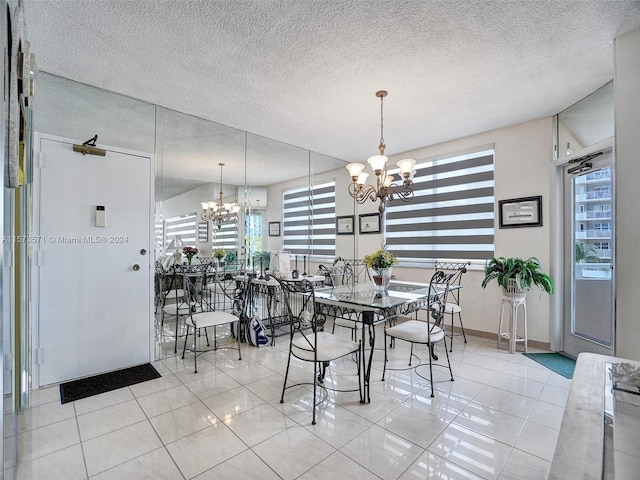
[180,266,242,373]
[434,260,470,351]
[382,270,455,397]
[203,262,237,312]
[267,274,361,425]
[324,260,364,341]
[158,266,193,354]
[326,258,378,341]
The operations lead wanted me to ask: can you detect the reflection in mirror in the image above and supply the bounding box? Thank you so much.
[311,151,353,262]
[558,81,613,159]
[247,133,309,273]
[30,72,355,356]
[155,107,245,263]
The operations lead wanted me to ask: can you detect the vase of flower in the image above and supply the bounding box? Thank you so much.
[370,267,393,291]
[213,248,226,268]
[363,245,399,292]
[183,246,198,265]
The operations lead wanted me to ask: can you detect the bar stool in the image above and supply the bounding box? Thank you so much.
[497,282,528,353]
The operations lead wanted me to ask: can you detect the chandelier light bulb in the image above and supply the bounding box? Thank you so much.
[346,162,365,179]
[396,158,416,175]
[367,154,388,172]
[357,172,369,186]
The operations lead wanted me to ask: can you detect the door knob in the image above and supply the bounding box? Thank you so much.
[133,264,140,271]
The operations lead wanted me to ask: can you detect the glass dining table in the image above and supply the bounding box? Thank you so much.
[314,280,452,403]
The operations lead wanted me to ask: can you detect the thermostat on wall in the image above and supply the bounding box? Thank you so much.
[95,205,106,227]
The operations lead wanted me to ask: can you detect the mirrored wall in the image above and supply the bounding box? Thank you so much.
[34,72,353,268]
[557,81,614,159]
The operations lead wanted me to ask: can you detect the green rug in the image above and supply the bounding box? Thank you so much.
[522,352,576,379]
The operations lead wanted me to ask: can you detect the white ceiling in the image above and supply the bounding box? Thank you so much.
[22,1,640,184]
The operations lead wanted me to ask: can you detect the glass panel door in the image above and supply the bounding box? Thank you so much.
[563,154,615,357]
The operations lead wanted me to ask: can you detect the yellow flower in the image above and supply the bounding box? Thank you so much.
[363,245,399,270]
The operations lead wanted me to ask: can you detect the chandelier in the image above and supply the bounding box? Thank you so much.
[346,90,416,213]
[201,163,241,229]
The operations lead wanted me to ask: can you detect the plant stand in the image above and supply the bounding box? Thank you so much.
[497,280,528,353]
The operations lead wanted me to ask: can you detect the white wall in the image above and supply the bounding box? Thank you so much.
[385,118,554,343]
[614,28,640,361]
[267,117,555,342]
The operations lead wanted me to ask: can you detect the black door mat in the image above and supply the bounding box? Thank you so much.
[60,363,161,404]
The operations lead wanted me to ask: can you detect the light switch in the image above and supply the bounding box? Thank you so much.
[95,205,106,227]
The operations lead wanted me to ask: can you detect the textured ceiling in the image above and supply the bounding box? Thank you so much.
[23,1,640,179]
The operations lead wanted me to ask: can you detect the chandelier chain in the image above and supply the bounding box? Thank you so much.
[201,162,239,228]
[219,162,224,195]
[379,93,385,149]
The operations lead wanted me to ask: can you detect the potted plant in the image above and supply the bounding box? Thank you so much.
[363,245,399,291]
[481,256,554,295]
[225,250,238,265]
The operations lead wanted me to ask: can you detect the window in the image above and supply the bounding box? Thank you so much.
[385,147,495,263]
[282,181,336,260]
[211,221,239,254]
[593,222,611,231]
[245,211,263,263]
[165,213,197,247]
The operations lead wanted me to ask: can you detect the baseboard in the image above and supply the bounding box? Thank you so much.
[448,325,551,351]
[383,316,551,351]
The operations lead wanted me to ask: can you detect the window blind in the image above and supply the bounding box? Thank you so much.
[165,213,197,247]
[385,148,495,262]
[154,219,164,255]
[282,181,336,260]
[212,221,239,253]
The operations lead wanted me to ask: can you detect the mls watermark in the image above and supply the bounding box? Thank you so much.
[3,235,129,244]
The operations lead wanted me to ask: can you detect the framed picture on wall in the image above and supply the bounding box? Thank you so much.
[198,222,208,242]
[359,212,381,234]
[336,215,354,235]
[498,195,543,228]
[268,221,281,237]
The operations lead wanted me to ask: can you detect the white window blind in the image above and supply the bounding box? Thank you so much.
[385,148,495,262]
[282,181,336,260]
[154,219,163,255]
[212,221,239,253]
[165,213,197,247]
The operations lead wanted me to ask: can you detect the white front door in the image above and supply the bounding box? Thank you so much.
[34,134,153,386]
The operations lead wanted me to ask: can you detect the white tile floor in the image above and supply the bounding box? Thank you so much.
[5,319,570,479]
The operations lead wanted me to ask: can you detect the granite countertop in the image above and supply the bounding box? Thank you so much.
[549,352,640,479]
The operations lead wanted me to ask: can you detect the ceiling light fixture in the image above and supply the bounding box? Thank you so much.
[201,163,241,229]
[346,90,416,213]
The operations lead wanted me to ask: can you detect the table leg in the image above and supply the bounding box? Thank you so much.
[361,310,375,403]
